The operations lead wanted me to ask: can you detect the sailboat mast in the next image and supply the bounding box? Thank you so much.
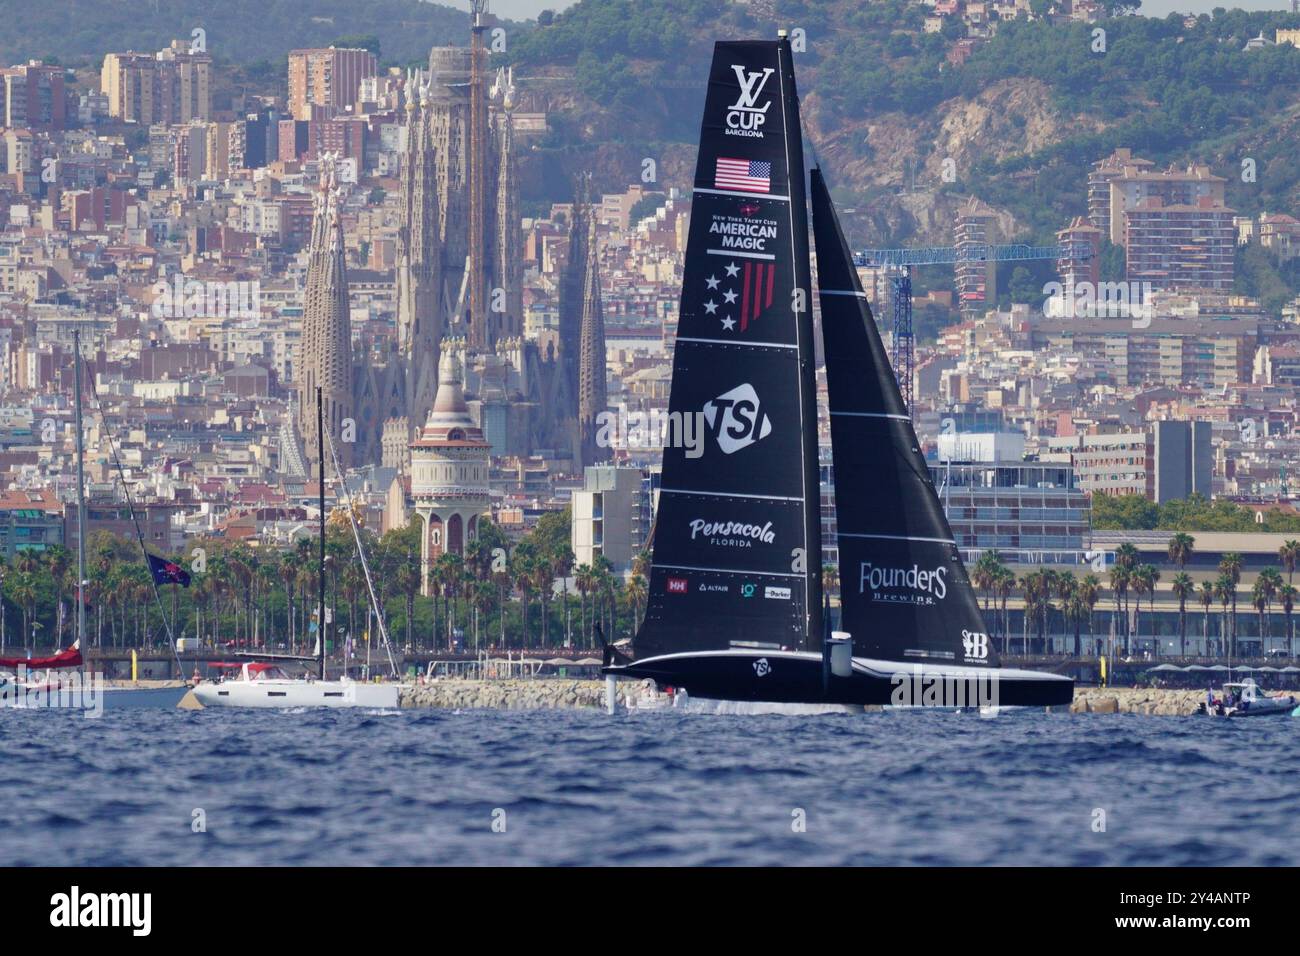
[73,329,87,650]
[317,386,325,681]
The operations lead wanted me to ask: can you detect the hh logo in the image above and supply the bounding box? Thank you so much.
[753,657,771,677]
[666,577,688,594]
[726,65,773,135]
[702,383,772,454]
[962,630,990,660]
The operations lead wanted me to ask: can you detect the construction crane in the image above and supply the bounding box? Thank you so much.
[851,243,1074,413]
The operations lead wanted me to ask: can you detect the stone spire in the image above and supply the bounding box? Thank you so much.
[578,212,607,468]
[557,173,592,422]
[490,67,522,346]
[299,154,353,469]
[397,71,443,437]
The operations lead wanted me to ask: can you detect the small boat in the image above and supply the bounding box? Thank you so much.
[1200,679,1297,718]
[0,646,189,711]
[192,662,397,709]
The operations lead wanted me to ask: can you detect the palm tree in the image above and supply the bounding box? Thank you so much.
[575,563,594,646]
[45,545,70,644]
[1171,572,1193,658]
[973,550,999,612]
[1219,553,1242,656]
[551,545,575,647]
[1057,573,1080,656]
[1167,532,1195,571]
[1215,573,1234,659]
[995,566,1015,653]
[1109,564,1130,654]
[1198,580,1215,656]
[1280,540,1300,585]
[1252,581,1268,656]
[626,574,647,630]
[1130,566,1150,655]
[1281,584,1297,657]
[1078,572,1101,656]
[1257,566,1284,654]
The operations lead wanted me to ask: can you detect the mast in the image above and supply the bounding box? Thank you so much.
[73,329,87,651]
[317,386,326,680]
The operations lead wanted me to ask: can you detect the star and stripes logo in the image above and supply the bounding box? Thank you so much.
[714,157,771,193]
[702,260,775,333]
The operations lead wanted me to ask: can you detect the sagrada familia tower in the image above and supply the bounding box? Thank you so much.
[297,156,353,470]
[296,20,608,478]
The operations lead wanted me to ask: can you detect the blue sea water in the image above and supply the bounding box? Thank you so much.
[0,707,1296,866]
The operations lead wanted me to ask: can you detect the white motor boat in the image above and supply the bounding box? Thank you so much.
[192,662,399,709]
[1201,679,1297,718]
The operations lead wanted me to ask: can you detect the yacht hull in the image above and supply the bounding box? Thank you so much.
[192,679,400,709]
[605,649,1074,708]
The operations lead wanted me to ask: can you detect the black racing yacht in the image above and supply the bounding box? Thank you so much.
[602,33,1073,708]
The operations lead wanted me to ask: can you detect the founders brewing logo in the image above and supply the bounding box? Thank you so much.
[702,383,772,454]
[725,65,773,138]
[859,563,948,606]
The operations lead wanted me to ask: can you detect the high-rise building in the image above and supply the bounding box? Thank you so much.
[1124,198,1236,291]
[287,47,376,121]
[1,61,67,131]
[1087,148,1154,240]
[101,42,211,125]
[954,197,996,317]
[1153,420,1213,503]
[577,212,608,468]
[1055,217,1100,293]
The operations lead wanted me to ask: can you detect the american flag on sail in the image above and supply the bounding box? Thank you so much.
[740,260,775,331]
[714,157,771,193]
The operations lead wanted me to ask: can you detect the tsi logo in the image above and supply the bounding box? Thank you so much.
[702,383,772,454]
[752,657,772,677]
[726,65,773,137]
[962,629,990,661]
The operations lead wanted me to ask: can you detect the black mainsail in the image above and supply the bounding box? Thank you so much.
[811,168,997,669]
[634,36,822,658]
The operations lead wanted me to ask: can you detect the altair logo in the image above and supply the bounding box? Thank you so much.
[725,65,773,137]
[702,383,772,454]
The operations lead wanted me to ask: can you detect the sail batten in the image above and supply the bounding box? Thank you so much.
[634,38,821,658]
[812,168,999,668]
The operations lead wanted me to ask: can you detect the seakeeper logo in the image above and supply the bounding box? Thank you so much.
[725,65,773,137]
[702,383,772,454]
[50,886,151,936]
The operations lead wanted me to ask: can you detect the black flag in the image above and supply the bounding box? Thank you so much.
[147,553,191,588]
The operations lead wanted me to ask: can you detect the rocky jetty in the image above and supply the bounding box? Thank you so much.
[1070,688,1206,716]
[400,679,623,710]
[394,680,1217,715]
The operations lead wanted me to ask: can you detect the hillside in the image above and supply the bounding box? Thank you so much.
[0,0,472,69]
[503,0,1300,307]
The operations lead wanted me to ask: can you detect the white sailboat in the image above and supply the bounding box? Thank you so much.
[192,386,399,710]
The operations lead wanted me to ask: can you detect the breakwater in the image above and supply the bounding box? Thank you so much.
[396,680,1217,715]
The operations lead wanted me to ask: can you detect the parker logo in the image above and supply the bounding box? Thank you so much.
[726,65,773,137]
[689,518,775,548]
[764,586,791,600]
[962,629,990,661]
[666,577,688,594]
[702,383,772,454]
